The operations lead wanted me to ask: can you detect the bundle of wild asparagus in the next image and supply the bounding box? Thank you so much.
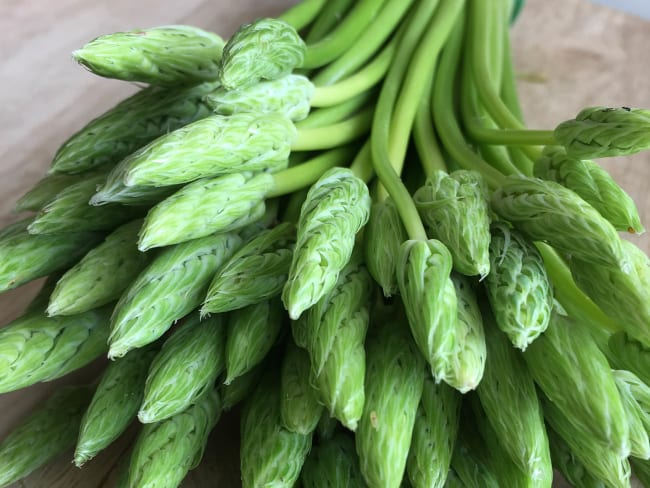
[1,0,650,487]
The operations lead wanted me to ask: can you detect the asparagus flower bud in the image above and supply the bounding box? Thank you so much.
[612,369,650,459]
[48,219,151,316]
[364,198,408,297]
[295,253,373,431]
[396,239,457,384]
[0,217,102,292]
[14,172,87,211]
[444,274,486,392]
[534,145,644,234]
[280,341,323,435]
[108,232,241,358]
[524,311,630,457]
[0,386,93,487]
[50,82,217,174]
[543,398,631,488]
[202,223,295,314]
[406,378,461,488]
[282,167,371,319]
[414,170,491,277]
[477,309,553,485]
[126,388,221,488]
[224,299,284,384]
[73,25,224,86]
[491,175,627,270]
[356,306,425,488]
[219,18,306,90]
[27,170,140,235]
[205,74,314,121]
[570,239,650,347]
[75,346,158,466]
[0,305,111,394]
[139,313,225,423]
[484,223,553,350]
[97,112,295,194]
[240,371,312,488]
[138,171,272,250]
[554,106,650,159]
[301,432,366,488]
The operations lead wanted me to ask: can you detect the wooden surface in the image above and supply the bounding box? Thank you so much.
[0,0,649,486]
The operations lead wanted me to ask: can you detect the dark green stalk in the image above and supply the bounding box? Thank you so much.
[269,145,358,198]
[370,0,438,241]
[312,0,416,85]
[302,0,387,69]
[278,0,327,31]
[310,40,395,107]
[432,10,505,189]
[292,106,373,150]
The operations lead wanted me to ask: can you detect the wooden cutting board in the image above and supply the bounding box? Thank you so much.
[0,0,648,486]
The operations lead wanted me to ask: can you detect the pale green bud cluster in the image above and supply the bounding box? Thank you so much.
[554,106,650,159]
[414,170,491,277]
[73,25,224,86]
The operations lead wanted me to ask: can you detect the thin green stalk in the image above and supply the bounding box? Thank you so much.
[370,0,439,241]
[389,0,464,175]
[292,106,373,151]
[312,0,416,85]
[304,0,354,43]
[278,0,327,31]
[268,145,357,198]
[468,0,543,161]
[432,13,505,190]
[349,140,374,183]
[302,0,387,69]
[499,14,525,124]
[297,90,375,129]
[413,73,447,177]
[461,53,523,176]
[310,40,396,107]
[536,243,620,334]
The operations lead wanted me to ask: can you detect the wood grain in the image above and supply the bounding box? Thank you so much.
[0,0,648,487]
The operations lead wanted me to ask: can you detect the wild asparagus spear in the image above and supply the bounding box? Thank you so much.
[301,432,366,488]
[138,313,226,423]
[0,386,93,488]
[73,25,224,86]
[75,346,158,466]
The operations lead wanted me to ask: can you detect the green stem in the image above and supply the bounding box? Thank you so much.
[297,90,376,129]
[389,0,464,175]
[537,243,620,334]
[413,73,447,177]
[268,145,356,198]
[349,141,374,183]
[469,0,541,162]
[370,0,439,241]
[292,106,373,151]
[302,0,387,69]
[500,14,525,124]
[465,127,556,147]
[312,0,416,85]
[310,39,396,107]
[461,51,524,176]
[277,0,327,31]
[432,13,505,190]
[304,0,354,43]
